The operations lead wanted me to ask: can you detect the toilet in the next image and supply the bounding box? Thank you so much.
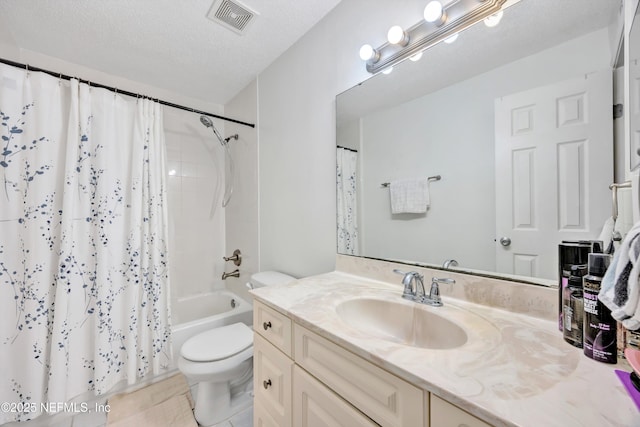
[178,271,296,426]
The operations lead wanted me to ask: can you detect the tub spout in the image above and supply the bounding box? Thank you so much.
[222,269,240,280]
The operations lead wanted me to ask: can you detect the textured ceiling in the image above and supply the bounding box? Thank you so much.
[0,0,342,105]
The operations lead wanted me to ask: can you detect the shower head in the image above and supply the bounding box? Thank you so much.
[200,115,240,147]
[200,115,226,146]
[200,115,214,128]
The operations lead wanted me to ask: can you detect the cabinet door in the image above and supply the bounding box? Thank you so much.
[293,366,379,427]
[254,401,280,427]
[254,333,293,427]
[430,394,493,427]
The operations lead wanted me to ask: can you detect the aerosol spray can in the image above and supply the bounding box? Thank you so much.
[583,253,616,364]
[563,264,587,348]
[558,241,601,331]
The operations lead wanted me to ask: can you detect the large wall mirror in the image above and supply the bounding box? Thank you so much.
[629,0,640,171]
[337,0,624,285]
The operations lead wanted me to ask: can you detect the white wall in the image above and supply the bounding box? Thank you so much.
[257,0,424,278]
[164,108,228,322]
[357,29,612,271]
[223,80,259,303]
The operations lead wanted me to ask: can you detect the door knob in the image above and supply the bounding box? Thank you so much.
[499,237,511,247]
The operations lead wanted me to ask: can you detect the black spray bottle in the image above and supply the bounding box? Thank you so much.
[563,264,587,348]
[583,253,616,363]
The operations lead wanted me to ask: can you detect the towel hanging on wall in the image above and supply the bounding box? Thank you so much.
[599,221,640,330]
[389,178,430,214]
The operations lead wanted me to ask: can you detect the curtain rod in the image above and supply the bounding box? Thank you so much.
[0,57,255,129]
[337,145,358,153]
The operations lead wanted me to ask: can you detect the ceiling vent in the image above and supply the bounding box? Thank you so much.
[206,0,258,35]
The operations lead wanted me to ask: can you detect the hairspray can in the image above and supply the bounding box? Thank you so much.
[558,241,598,330]
[563,264,587,347]
[583,253,616,363]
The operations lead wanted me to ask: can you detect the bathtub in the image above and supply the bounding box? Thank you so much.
[170,290,253,370]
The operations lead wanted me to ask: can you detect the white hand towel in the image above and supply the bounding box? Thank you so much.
[598,216,615,253]
[389,178,430,214]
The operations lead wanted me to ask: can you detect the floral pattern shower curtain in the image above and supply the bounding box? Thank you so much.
[336,147,358,255]
[0,64,171,423]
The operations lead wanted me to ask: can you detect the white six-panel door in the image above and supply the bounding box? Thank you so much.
[495,70,613,280]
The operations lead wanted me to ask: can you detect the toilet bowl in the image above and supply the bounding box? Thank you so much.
[178,271,295,426]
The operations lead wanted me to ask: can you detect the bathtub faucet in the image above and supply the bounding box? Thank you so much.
[222,269,240,280]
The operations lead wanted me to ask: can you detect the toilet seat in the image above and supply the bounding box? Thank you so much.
[181,322,253,362]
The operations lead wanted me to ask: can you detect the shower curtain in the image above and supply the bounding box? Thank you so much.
[0,64,171,423]
[336,147,359,255]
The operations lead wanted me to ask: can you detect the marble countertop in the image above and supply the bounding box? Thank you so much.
[251,271,640,427]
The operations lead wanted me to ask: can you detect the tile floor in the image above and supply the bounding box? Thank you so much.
[211,406,252,427]
[8,384,254,427]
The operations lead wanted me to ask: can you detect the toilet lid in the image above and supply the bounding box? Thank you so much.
[181,322,253,362]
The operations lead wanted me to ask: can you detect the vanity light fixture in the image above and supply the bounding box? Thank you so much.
[423,1,446,26]
[387,25,410,46]
[382,66,394,75]
[359,44,380,62]
[359,0,507,74]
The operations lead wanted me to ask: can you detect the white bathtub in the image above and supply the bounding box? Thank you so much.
[170,290,253,369]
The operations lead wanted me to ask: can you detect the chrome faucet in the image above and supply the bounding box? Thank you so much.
[393,269,425,301]
[394,270,455,306]
[442,259,458,269]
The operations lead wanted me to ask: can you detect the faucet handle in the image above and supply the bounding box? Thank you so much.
[433,277,455,285]
[427,281,442,306]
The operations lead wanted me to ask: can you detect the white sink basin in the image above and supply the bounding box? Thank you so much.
[335,298,468,349]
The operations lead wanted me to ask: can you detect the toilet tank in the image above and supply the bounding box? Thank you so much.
[249,271,296,289]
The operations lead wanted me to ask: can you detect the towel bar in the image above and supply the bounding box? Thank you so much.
[381,175,441,188]
[610,181,632,221]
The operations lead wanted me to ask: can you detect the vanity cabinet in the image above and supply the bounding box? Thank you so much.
[430,394,492,427]
[253,300,492,427]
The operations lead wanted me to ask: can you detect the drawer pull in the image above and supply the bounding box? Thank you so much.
[263,321,272,330]
[263,379,272,389]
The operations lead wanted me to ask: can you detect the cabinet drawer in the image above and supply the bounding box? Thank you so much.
[293,366,379,427]
[254,301,292,356]
[294,324,424,427]
[431,394,493,427]
[254,333,293,427]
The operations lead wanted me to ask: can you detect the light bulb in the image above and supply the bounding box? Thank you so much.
[382,66,394,75]
[484,10,503,27]
[424,1,446,25]
[409,51,423,62]
[359,44,379,62]
[387,25,409,46]
[444,33,458,44]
